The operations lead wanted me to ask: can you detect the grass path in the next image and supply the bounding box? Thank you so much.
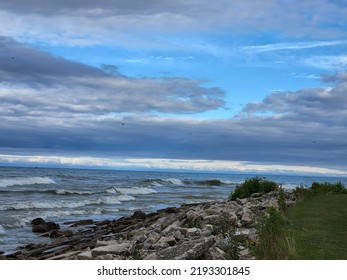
[286,194,347,259]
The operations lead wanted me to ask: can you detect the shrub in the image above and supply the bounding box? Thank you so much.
[229,177,279,200]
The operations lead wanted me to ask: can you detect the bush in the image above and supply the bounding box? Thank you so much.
[229,177,279,200]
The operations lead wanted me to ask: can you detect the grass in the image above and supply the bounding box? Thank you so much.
[286,194,347,259]
[252,207,297,259]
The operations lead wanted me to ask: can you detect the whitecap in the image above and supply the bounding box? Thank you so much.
[54,189,94,195]
[163,178,184,185]
[0,224,6,235]
[0,176,56,188]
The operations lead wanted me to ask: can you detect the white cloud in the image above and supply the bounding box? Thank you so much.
[242,40,347,53]
[1,154,346,176]
[303,55,347,70]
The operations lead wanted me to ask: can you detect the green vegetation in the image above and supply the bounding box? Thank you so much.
[252,207,296,259]
[229,177,279,200]
[231,178,347,259]
[286,193,347,259]
[293,181,347,201]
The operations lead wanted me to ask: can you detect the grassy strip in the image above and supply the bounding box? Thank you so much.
[230,179,347,259]
[286,194,347,259]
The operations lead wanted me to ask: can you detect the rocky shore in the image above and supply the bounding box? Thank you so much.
[1,191,296,260]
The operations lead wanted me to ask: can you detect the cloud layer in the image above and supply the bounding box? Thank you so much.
[1,35,346,172]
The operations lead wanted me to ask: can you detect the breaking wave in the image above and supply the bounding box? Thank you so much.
[0,224,5,235]
[0,194,136,211]
[0,177,56,188]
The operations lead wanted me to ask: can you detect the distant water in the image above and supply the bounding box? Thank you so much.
[0,166,346,254]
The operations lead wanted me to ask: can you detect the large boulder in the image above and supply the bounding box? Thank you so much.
[31,218,60,233]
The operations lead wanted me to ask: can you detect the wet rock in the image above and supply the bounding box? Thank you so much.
[132,211,147,220]
[31,218,60,233]
[64,219,94,227]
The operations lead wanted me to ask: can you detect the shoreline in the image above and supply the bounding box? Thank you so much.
[1,191,296,260]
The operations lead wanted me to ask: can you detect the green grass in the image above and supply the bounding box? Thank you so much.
[286,194,347,259]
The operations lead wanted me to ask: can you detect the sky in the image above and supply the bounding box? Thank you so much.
[1,0,347,175]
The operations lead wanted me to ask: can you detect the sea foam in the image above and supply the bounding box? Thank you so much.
[0,176,56,188]
[0,224,5,235]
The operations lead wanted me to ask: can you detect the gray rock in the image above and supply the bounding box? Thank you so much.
[241,213,253,226]
[154,237,215,260]
[236,198,248,205]
[91,242,134,258]
[77,250,93,260]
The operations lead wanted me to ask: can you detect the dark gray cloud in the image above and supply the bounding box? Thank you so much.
[1,34,346,170]
[0,36,105,85]
[0,36,224,114]
[1,72,347,170]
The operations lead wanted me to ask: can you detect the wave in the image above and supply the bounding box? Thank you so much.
[163,178,184,185]
[107,187,157,195]
[0,194,135,211]
[3,208,118,228]
[53,189,94,195]
[150,178,235,187]
[0,176,56,188]
[0,224,5,235]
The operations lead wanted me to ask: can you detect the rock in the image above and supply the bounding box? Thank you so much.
[236,198,248,205]
[132,211,147,220]
[31,219,60,233]
[186,227,201,237]
[148,237,215,260]
[234,228,257,242]
[204,247,227,260]
[64,219,94,226]
[239,248,250,259]
[49,230,73,238]
[241,213,253,226]
[144,232,162,245]
[91,242,134,258]
[161,236,177,246]
[173,230,184,241]
[262,198,279,209]
[162,220,182,234]
[31,218,46,225]
[77,250,93,260]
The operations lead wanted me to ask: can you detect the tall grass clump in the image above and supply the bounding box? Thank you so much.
[229,177,279,200]
[252,207,296,259]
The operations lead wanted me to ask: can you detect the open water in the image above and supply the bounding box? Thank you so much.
[0,166,346,254]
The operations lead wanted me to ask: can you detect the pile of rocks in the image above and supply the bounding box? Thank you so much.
[2,191,295,260]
